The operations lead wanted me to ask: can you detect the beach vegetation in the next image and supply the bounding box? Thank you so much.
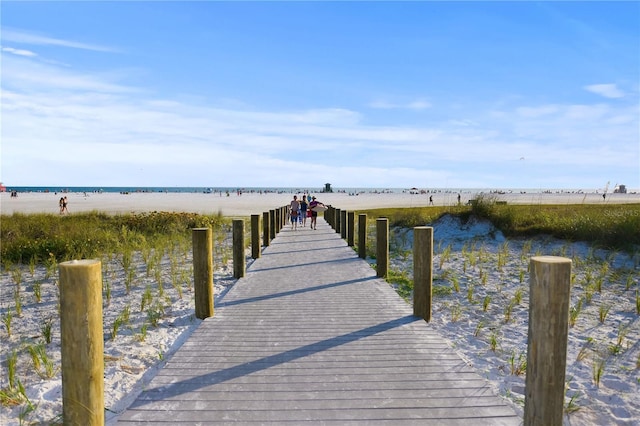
[1,211,228,265]
[386,269,413,301]
[357,202,640,251]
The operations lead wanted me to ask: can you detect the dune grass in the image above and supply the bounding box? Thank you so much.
[355,198,640,251]
[1,211,230,266]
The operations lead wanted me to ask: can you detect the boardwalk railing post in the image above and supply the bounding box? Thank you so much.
[269,209,276,240]
[192,228,214,319]
[59,259,104,426]
[335,208,341,234]
[340,210,347,239]
[263,211,270,247]
[358,214,367,258]
[524,256,572,426]
[413,226,433,322]
[376,218,389,278]
[251,214,260,259]
[233,219,245,278]
[347,211,355,247]
[276,209,281,233]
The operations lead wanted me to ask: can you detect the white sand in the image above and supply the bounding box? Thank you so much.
[2,189,638,216]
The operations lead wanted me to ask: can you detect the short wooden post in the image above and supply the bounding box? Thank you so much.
[251,214,260,259]
[59,259,104,426]
[340,210,347,239]
[413,226,433,322]
[326,206,333,227]
[376,218,389,278]
[335,208,341,234]
[192,228,213,319]
[269,209,276,240]
[263,211,270,247]
[233,219,245,278]
[524,256,572,426]
[347,212,355,246]
[276,208,281,232]
[358,214,367,258]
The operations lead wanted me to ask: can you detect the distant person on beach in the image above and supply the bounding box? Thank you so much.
[61,196,69,214]
[300,197,308,227]
[290,195,300,230]
[458,193,461,204]
[308,196,324,230]
[429,195,434,205]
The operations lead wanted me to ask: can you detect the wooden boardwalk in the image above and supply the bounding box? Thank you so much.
[117,218,521,425]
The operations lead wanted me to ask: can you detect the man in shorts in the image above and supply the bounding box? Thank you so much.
[290,195,300,230]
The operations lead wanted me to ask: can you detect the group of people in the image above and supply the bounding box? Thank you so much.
[289,194,324,230]
[59,196,69,214]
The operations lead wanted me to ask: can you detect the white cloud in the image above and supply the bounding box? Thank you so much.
[1,46,37,57]
[584,84,625,99]
[369,99,432,110]
[2,28,117,53]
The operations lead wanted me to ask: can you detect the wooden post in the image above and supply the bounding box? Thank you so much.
[276,208,281,233]
[335,208,341,234]
[524,256,572,426]
[59,259,104,426]
[263,211,270,247]
[340,210,347,239]
[326,206,333,228]
[347,212,355,247]
[269,209,276,240]
[413,226,433,322]
[376,218,389,278]
[251,214,260,259]
[192,228,213,319]
[358,214,367,259]
[233,219,245,278]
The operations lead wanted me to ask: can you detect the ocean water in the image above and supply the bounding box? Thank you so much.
[1,186,614,195]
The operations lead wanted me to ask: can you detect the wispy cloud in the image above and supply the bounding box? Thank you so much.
[368,99,432,110]
[584,83,625,99]
[1,46,37,57]
[2,28,118,53]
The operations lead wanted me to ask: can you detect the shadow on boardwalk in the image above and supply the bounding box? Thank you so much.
[116,218,521,425]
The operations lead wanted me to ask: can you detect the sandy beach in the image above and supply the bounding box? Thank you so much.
[1,190,638,425]
[1,189,638,216]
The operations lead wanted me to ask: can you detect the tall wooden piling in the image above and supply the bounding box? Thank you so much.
[358,214,367,259]
[340,210,347,239]
[524,256,572,426]
[192,228,214,319]
[376,218,389,278]
[347,212,355,247]
[269,209,276,240]
[263,211,270,247]
[251,214,260,259]
[413,226,433,322]
[59,259,104,426]
[233,219,245,278]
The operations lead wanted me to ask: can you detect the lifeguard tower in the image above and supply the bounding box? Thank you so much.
[323,183,333,193]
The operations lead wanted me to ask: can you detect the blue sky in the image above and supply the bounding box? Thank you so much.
[2,2,639,190]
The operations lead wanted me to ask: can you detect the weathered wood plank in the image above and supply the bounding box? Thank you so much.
[115,218,520,425]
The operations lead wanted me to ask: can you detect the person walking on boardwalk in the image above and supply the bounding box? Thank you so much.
[308,196,324,230]
[300,196,308,227]
[290,195,300,230]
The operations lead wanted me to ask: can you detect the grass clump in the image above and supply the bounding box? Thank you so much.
[1,211,228,265]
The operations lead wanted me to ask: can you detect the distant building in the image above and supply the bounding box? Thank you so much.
[614,184,627,194]
[323,183,333,193]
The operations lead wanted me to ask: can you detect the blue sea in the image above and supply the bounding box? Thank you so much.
[3,186,608,195]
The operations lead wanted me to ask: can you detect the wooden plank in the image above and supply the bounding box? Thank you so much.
[115,218,520,425]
